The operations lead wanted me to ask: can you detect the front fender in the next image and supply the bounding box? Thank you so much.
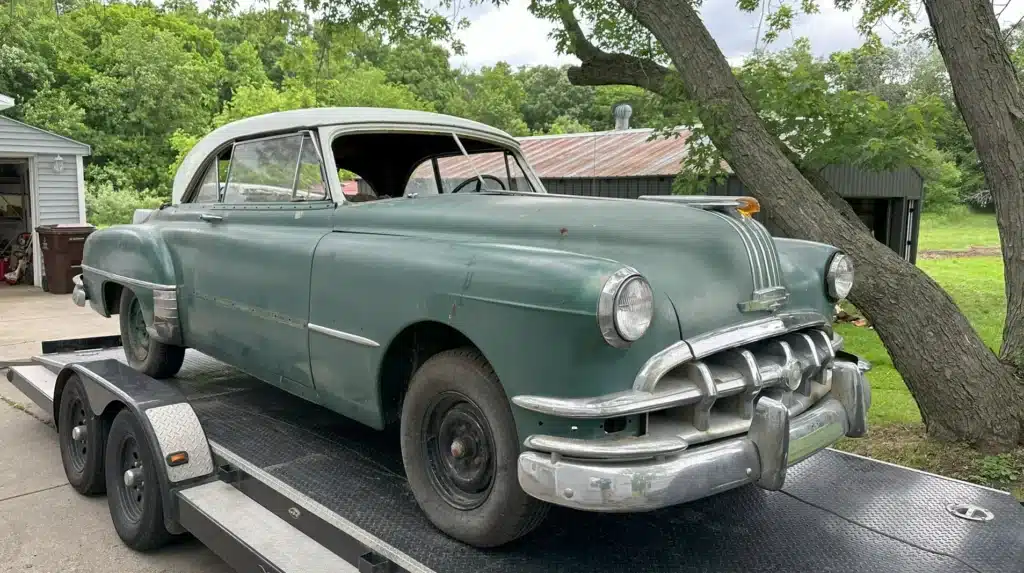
[308,233,681,440]
[774,237,839,318]
[81,224,179,343]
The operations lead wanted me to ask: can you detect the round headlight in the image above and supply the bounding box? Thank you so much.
[826,252,854,301]
[599,268,654,348]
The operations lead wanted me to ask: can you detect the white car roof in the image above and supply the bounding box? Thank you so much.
[170,107,520,204]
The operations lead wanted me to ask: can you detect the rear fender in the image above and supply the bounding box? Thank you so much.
[81,225,180,345]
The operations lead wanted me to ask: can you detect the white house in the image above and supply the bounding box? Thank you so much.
[0,93,91,288]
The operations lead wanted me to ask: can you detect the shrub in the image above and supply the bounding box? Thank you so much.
[85,183,165,227]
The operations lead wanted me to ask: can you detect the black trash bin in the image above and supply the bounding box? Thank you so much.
[36,224,96,294]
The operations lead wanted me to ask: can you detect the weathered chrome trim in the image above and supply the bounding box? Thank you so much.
[513,312,832,420]
[832,359,870,437]
[71,274,87,307]
[707,209,787,313]
[737,286,789,313]
[522,433,688,461]
[307,323,380,348]
[597,267,643,349]
[80,265,177,291]
[638,310,828,392]
[826,251,854,301]
[147,288,181,345]
[749,392,790,489]
[636,195,752,209]
[518,388,862,512]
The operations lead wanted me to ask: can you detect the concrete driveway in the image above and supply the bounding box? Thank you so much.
[0,285,118,362]
[0,285,231,572]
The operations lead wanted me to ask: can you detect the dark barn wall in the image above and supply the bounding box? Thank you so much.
[540,166,923,264]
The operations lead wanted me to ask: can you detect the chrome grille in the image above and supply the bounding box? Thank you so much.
[644,327,834,446]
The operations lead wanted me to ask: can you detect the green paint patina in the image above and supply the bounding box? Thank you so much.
[79,109,841,448]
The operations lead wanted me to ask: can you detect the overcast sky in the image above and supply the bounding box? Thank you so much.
[446,0,1024,70]
[203,0,1024,70]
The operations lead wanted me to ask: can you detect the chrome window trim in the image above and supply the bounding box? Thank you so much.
[307,323,380,348]
[80,265,176,292]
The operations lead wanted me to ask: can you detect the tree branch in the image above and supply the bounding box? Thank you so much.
[554,1,867,230]
[555,0,673,95]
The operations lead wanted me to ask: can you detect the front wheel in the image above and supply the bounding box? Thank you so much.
[119,288,184,379]
[400,348,548,548]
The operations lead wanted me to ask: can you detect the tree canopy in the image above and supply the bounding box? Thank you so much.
[0,0,982,215]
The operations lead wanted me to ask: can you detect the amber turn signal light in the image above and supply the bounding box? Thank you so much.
[736,197,760,217]
[166,451,190,467]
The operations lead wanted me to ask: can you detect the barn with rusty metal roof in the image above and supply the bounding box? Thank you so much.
[515,111,924,264]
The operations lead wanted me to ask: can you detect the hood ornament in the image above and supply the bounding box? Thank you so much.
[738,286,789,313]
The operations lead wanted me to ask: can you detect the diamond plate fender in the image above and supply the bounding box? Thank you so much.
[145,403,215,482]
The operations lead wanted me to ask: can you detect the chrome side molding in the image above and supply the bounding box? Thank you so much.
[307,323,380,348]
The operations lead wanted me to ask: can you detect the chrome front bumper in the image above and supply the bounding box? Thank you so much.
[517,358,870,512]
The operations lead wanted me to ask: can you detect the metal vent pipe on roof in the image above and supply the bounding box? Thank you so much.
[613,103,632,130]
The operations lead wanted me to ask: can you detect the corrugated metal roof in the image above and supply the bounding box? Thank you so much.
[518,128,692,178]
[427,128,696,180]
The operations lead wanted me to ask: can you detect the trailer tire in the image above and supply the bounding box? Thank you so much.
[58,375,108,495]
[400,348,548,548]
[119,288,184,379]
[105,409,173,551]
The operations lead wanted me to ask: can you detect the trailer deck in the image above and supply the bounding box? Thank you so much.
[9,344,1024,573]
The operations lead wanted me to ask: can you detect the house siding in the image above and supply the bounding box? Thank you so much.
[34,154,84,225]
[0,116,91,156]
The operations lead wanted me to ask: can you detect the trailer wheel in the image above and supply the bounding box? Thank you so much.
[57,374,108,495]
[400,348,548,548]
[119,288,184,379]
[105,409,173,551]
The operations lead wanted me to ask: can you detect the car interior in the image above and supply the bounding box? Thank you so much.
[330,131,535,202]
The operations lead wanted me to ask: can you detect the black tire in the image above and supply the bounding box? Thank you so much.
[57,375,108,495]
[400,348,548,548]
[105,409,173,551]
[119,287,184,379]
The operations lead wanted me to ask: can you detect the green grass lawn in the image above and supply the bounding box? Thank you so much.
[832,245,1022,498]
[918,210,1001,252]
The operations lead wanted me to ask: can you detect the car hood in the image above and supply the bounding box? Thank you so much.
[336,193,828,338]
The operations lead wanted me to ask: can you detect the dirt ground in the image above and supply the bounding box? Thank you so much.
[917,246,1002,260]
[0,285,118,363]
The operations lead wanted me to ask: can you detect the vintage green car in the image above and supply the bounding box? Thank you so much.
[72,107,870,548]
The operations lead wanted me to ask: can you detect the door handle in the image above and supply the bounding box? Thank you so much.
[198,213,223,222]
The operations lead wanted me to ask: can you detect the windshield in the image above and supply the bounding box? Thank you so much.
[405,137,536,196]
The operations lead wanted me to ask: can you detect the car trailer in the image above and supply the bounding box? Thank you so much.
[6,337,1024,573]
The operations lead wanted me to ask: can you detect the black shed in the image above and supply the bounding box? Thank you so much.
[518,128,924,264]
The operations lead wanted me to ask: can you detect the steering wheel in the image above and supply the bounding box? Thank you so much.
[450,174,506,193]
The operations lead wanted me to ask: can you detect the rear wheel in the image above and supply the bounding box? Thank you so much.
[105,409,173,551]
[57,375,107,495]
[119,288,184,379]
[400,348,548,548]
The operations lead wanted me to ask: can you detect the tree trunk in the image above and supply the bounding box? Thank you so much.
[923,0,1024,369]
[613,0,1024,450]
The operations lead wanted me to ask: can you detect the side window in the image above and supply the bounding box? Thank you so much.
[193,161,221,204]
[223,134,304,204]
[294,133,328,201]
[505,153,534,192]
[403,159,440,196]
